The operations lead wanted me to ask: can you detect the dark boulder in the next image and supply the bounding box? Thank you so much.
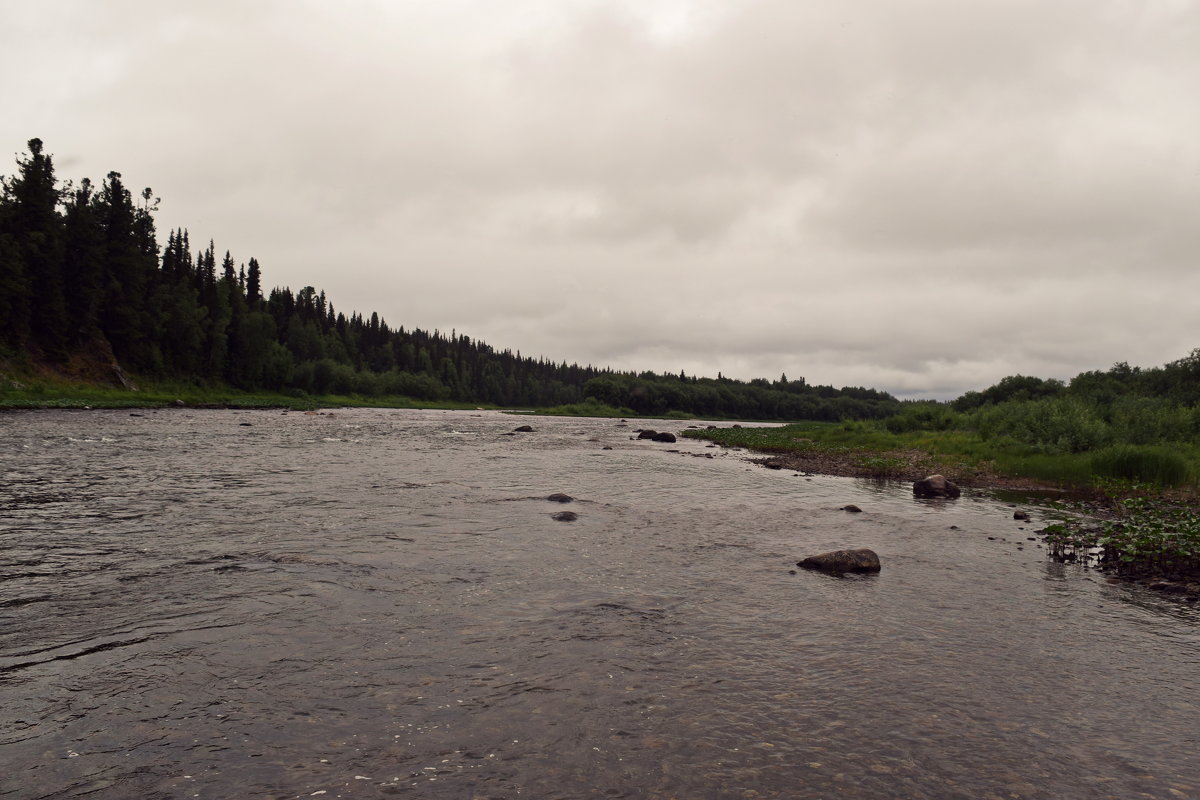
[551,511,578,522]
[913,474,961,499]
[652,432,677,443]
[637,430,659,440]
[797,548,881,574]
[547,493,574,503]
[1013,511,1030,521]
[841,504,863,513]
[513,425,534,432]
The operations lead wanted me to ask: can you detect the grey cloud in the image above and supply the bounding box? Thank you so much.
[3,0,1198,399]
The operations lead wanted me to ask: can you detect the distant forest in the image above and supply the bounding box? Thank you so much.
[0,139,897,420]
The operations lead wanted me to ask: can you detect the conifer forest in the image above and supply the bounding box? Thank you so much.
[0,139,897,420]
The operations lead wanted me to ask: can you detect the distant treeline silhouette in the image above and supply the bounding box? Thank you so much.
[0,138,897,420]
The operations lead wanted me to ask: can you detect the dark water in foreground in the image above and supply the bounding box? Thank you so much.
[1,408,1198,800]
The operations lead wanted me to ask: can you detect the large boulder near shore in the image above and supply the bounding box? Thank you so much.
[653,432,677,443]
[797,548,881,574]
[913,474,961,499]
[637,430,658,440]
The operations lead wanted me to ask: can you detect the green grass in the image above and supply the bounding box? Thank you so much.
[1090,445,1192,487]
[682,420,1200,492]
[0,375,499,412]
[530,401,639,418]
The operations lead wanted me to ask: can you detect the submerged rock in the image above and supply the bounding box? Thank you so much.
[841,504,863,513]
[797,548,881,574]
[547,493,574,503]
[513,425,534,432]
[637,430,659,440]
[1013,511,1030,521]
[551,511,578,522]
[913,474,961,499]
[652,432,677,443]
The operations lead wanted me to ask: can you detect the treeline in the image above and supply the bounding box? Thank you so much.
[0,138,897,420]
[888,353,1200,455]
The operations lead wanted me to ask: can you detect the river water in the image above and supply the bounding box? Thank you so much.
[1,408,1198,800]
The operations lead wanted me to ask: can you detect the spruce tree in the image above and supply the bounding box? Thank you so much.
[3,139,67,357]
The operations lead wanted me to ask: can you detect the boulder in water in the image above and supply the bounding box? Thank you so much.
[547,493,574,503]
[797,548,881,574]
[513,425,534,432]
[913,474,961,499]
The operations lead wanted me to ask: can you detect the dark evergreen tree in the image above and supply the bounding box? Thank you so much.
[1,139,67,357]
[245,257,262,310]
[61,178,106,342]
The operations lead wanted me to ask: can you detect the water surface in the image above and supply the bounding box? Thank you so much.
[2,408,1197,799]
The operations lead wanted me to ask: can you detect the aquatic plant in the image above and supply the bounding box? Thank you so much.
[1096,497,1200,579]
[1043,497,1200,580]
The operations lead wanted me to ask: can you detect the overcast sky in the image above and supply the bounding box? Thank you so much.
[4,0,1198,399]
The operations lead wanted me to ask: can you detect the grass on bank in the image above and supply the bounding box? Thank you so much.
[529,400,698,420]
[681,420,1199,491]
[0,374,495,412]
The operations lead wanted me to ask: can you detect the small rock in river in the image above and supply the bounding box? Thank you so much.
[547,493,574,503]
[513,425,534,432]
[841,504,863,513]
[551,511,578,522]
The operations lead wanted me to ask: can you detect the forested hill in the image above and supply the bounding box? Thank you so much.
[0,139,897,420]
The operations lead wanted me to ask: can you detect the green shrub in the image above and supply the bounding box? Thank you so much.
[884,403,960,433]
[970,396,1109,453]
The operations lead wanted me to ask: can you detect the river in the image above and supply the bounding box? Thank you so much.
[1,408,1198,799]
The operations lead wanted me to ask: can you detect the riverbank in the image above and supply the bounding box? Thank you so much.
[683,421,1200,594]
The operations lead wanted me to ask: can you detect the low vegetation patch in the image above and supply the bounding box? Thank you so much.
[1043,496,1200,582]
[0,375,492,412]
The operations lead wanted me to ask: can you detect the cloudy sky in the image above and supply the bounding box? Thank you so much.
[4,0,1198,398]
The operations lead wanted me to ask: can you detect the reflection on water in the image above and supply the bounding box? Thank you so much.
[1,408,1198,799]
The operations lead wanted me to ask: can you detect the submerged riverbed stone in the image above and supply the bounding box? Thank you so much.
[913,474,961,499]
[513,425,534,432]
[547,493,574,503]
[551,511,578,522]
[797,548,881,574]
